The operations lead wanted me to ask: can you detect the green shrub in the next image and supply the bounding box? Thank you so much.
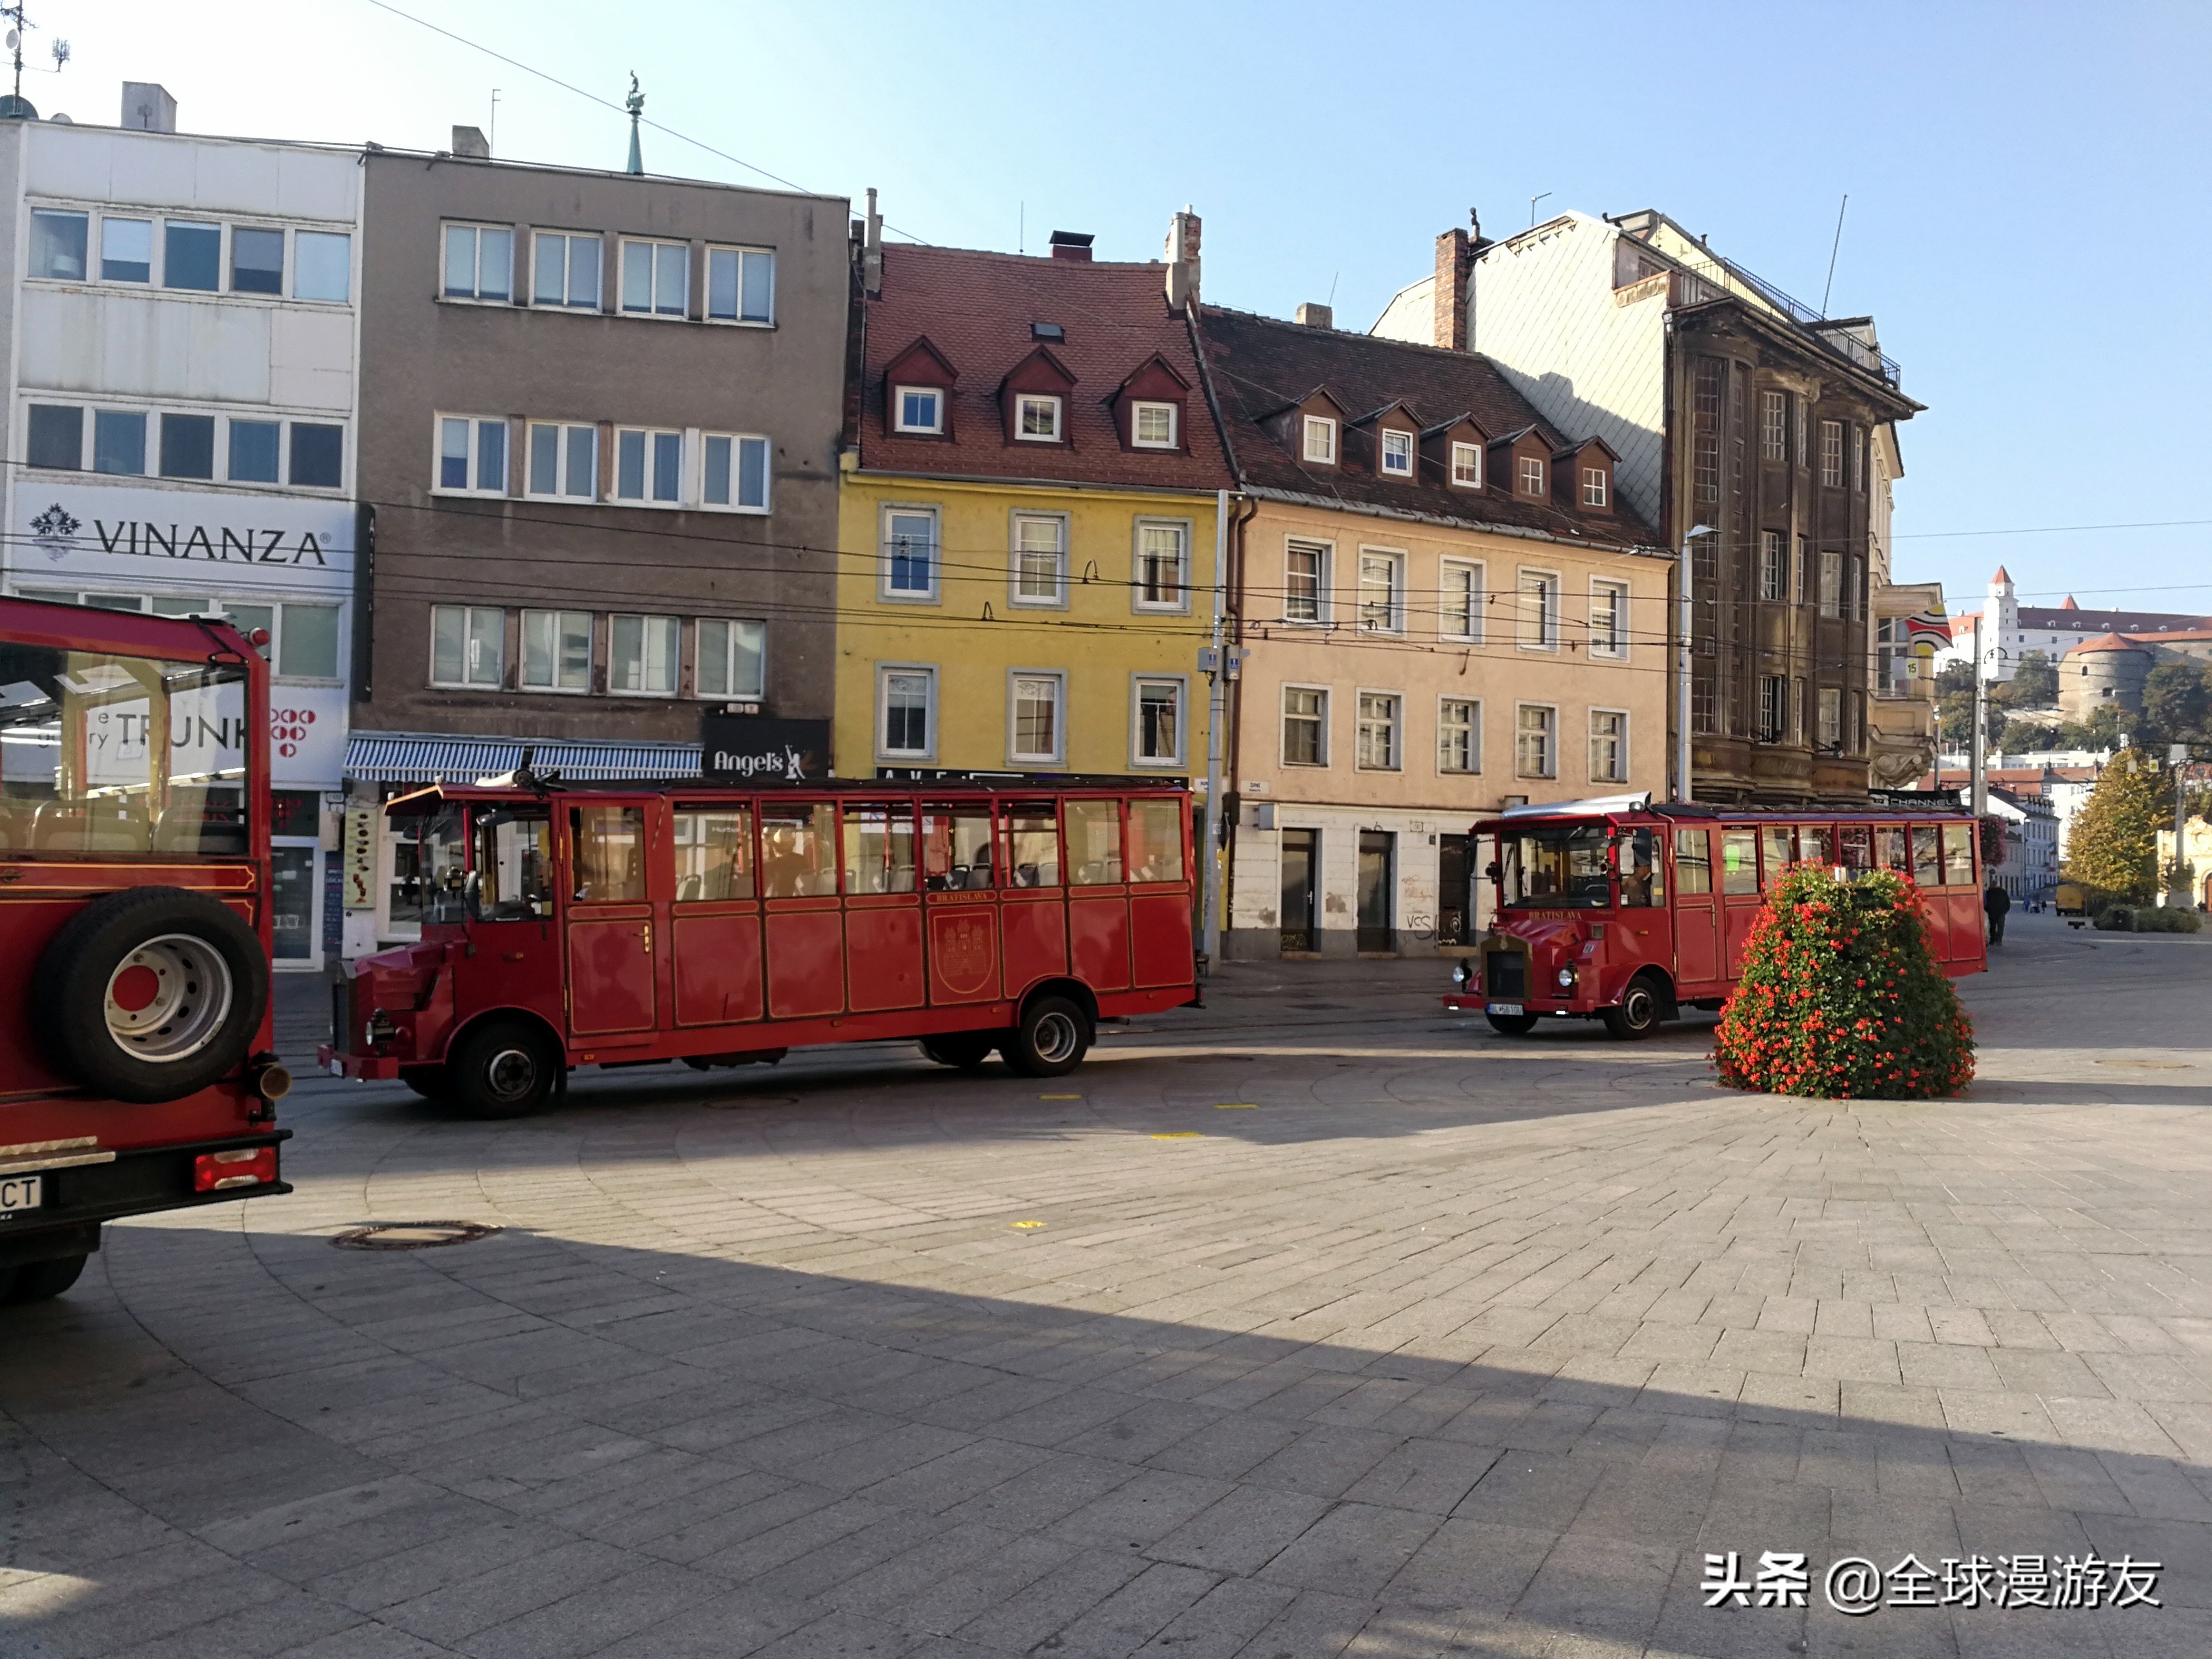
[1713,865,1975,1101]
[2095,904,2203,933]
[2095,906,2135,932]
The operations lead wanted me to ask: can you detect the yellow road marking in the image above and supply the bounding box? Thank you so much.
[1039,1094,1082,1100]
[1151,1132,1203,1140]
[1214,1103,1258,1110]
[1010,1220,1046,1229]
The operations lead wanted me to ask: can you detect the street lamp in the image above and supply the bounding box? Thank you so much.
[1677,525,1718,803]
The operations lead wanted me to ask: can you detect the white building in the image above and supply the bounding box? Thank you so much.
[1,88,361,971]
[1985,785,2059,898]
[1930,566,2209,683]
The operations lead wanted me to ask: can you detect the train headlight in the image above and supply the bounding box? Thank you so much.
[1556,967,1576,989]
[1451,962,1472,988]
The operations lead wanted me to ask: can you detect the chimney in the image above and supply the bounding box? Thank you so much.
[1047,231,1094,262]
[1296,303,1332,330]
[861,187,883,298]
[1433,226,1472,351]
[1163,206,1202,311]
[121,82,177,133]
[450,125,490,159]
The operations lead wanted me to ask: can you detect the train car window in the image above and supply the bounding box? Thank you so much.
[1800,824,1833,867]
[1839,824,1874,875]
[842,803,917,894]
[570,805,646,902]
[1910,824,1942,888]
[1066,800,1124,886]
[1672,828,1711,895]
[1720,830,1759,896]
[1617,827,1662,907]
[672,805,753,901]
[472,806,552,919]
[1760,825,1795,889]
[1941,823,1976,887]
[1005,802,1062,888]
[1876,825,1908,871]
[921,804,995,890]
[1127,798,1185,884]
[760,803,838,897]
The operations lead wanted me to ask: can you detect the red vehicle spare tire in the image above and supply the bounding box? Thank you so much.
[32,886,268,1104]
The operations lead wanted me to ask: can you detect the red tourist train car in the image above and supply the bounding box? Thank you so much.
[1443,792,1988,1039]
[321,775,1200,1114]
[0,597,292,1302]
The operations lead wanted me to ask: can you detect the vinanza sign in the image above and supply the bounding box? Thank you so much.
[8,484,353,595]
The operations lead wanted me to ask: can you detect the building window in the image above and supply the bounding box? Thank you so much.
[1794,397,1809,468]
[293,230,351,302]
[1133,677,1183,767]
[1515,704,1556,778]
[1758,675,1786,744]
[1440,560,1483,642]
[94,410,147,475]
[100,217,152,283]
[697,618,766,699]
[1284,540,1328,623]
[1380,429,1414,477]
[159,413,214,480]
[879,667,935,758]
[614,427,683,503]
[520,609,593,692]
[532,231,602,308]
[30,208,88,280]
[1851,425,1865,492]
[527,423,599,499]
[1852,690,1865,754]
[1359,550,1404,633]
[1010,672,1064,765]
[26,404,82,470]
[1820,419,1845,487]
[1302,415,1337,464]
[1581,466,1608,507]
[706,246,774,323]
[1516,569,1560,649]
[1357,692,1401,770]
[894,386,944,434]
[160,219,221,292]
[1132,401,1178,448]
[1590,579,1629,658]
[1818,686,1842,748]
[1588,709,1627,783]
[1818,550,1842,618]
[1134,521,1188,610]
[1011,513,1066,605]
[1015,394,1063,441]
[431,604,505,688]
[1759,530,1787,603]
[1282,686,1327,766]
[1517,455,1546,497]
[610,614,680,697]
[222,419,278,484]
[442,223,512,302]
[620,239,690,317]
[702,433,769,511]
[290,423,344,488]
[1759,389,1787,461]
[438,415,508,494]
[1694,357,1724,502]
[230,227,284,295]
[1792,676,1808,742]
[1875,619,1911,696]
[1438,698,1479,774]
[882,507,939,600]
[1451,442,1482,488]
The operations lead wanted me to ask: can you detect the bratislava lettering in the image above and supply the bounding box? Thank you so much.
[28,502,332,567]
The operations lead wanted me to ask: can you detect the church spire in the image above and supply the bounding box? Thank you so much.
[624,72,644,174]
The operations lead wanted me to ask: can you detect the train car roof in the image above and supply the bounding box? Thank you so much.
[385,774,1194,813]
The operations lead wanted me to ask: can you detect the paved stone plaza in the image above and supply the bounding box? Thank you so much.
[3,910,2209,1658]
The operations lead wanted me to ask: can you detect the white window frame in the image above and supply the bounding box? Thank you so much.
[1820,419,1845,488]
[1851,425,1866,492]
[1589,578,1631,660]
[1517,454,1546,497]
[524,421,600,502]
[1439,559,1485,643]
[619,237,690,318]
[1758,675,1787,744]
[292,229,352,304]
[695,617,767,700]
[1760,530,1787,602]
[1007,668,1067,767]
[608,613,681,699]
[1581,465,1608,507]
[1515,702,1558,779]
[701,431,772,513]
[1131,674,1187,769]
[1283,538,1331,625]
[96,211,154,286]
[1009,511,1069,609]
[612,425,685,506]
[1587,707,1628,784]
[1302,415,1337,465]
[1357,547,1405,635]
[441,222,514,304]
[1014,394,1063,442]
[519,608,595,695]
[433,413,510,497]
[1760,390,1787,461]
[1131,401,1179,449]
[877,663,938,761]
[1817,686,1843,748]
[1132,518,1192,614]
[1449,441,1482,489]
[880,505,941,604]
[1437,697,1481,775]
[705,244,775,326]
[531,230,603,309]
[1515,568,1561,652]
[1355,690,1402,772]
[892,385,945,435]
[143,595,343,684]
[430,604,506,690]
[1379,429,1415,477]
[1280,683,1330,768]
[1818,550,1842,618]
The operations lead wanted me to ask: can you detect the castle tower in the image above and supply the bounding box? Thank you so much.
[1984,564,2020,681]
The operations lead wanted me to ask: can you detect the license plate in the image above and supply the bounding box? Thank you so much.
[0,1175,43,1216]
[1486,1002,1524,1017]
[327,1058,345,1076]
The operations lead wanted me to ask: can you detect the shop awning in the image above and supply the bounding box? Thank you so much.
[344,731,702,784]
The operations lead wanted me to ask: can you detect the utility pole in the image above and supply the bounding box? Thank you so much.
[2171,743,2193,909]
[1970,615,1987,820]
[1676,525,1716,802]
[1199,489,1234,970]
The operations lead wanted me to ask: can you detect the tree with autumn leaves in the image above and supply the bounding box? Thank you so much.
[2065,748,2167,904]
[1714,864,1975,1100]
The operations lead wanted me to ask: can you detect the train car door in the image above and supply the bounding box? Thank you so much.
[842,801,924,1012]
[1065,797,1132,993]
[670,801,764,1029]
[1127,795,1194,987]
[459,802,562,1026]
[1670,827,1720,988]
[1718,826,1762,976]
[1613,823,1670,984]
[565,799,659,1040]
[920,800,1001,1006]
[760,800,843,1019]
[1000,799,1068,997]
[1939,822,1986,972]
[1907,824,1951,960]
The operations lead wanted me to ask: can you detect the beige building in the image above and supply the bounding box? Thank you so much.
[1195,290,1667,959]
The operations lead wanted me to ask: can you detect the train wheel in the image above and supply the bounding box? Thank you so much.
[1602,974,1667,1041]
[1001,996,1090,1078]
[4,1254,88,1304]
[446,1021,559,1119]
[919,1034,996,1070]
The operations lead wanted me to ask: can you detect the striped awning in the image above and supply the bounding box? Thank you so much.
[344,731,702,784]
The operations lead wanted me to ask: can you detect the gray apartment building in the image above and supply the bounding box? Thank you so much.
[345,133,848,950]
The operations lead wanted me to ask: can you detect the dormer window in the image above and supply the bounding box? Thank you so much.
[1451,442,1482,488]
[1303,416,1337,464]
[1380,430,1414,477]
[894,386,944,434]
[1132,401,1178,448]
[1016,394,1062,442]
[1518,455,1546,497]
[1581,466,1608,507]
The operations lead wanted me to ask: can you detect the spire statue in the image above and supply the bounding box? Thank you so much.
[624,72,644,174]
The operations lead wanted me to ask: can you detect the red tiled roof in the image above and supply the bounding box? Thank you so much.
[2021,605,2212,632]
[2072,632,2148,653]
[1991,565,2011,584]
[855,244,1234,492]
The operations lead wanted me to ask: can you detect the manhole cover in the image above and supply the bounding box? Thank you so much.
[332,1221,501,1251]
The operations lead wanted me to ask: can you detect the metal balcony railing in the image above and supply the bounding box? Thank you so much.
[1667,260,1902,388]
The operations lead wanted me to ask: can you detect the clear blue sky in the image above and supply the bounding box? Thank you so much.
[54,0,2212,617]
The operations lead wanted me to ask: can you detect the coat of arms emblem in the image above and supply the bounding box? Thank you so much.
[28,503,82,561]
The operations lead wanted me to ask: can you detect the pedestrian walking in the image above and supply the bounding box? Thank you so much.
[1984,880,2011,946]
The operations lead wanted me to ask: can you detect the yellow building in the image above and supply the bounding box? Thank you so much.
[837,218,1230,785]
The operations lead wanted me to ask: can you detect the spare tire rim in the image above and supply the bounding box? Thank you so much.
[484,1046,539,1101]
[104,933,234,1063]
[1032,1010,1081,1065]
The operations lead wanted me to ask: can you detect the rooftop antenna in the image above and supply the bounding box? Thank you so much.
[623,72,644,174]
[1,1,36,106]
[1326,270,1338,309]
[1018,200,1023,255]
[1529,191,1551,228]
[1820,193,1849,316]
[488,88,499,156]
